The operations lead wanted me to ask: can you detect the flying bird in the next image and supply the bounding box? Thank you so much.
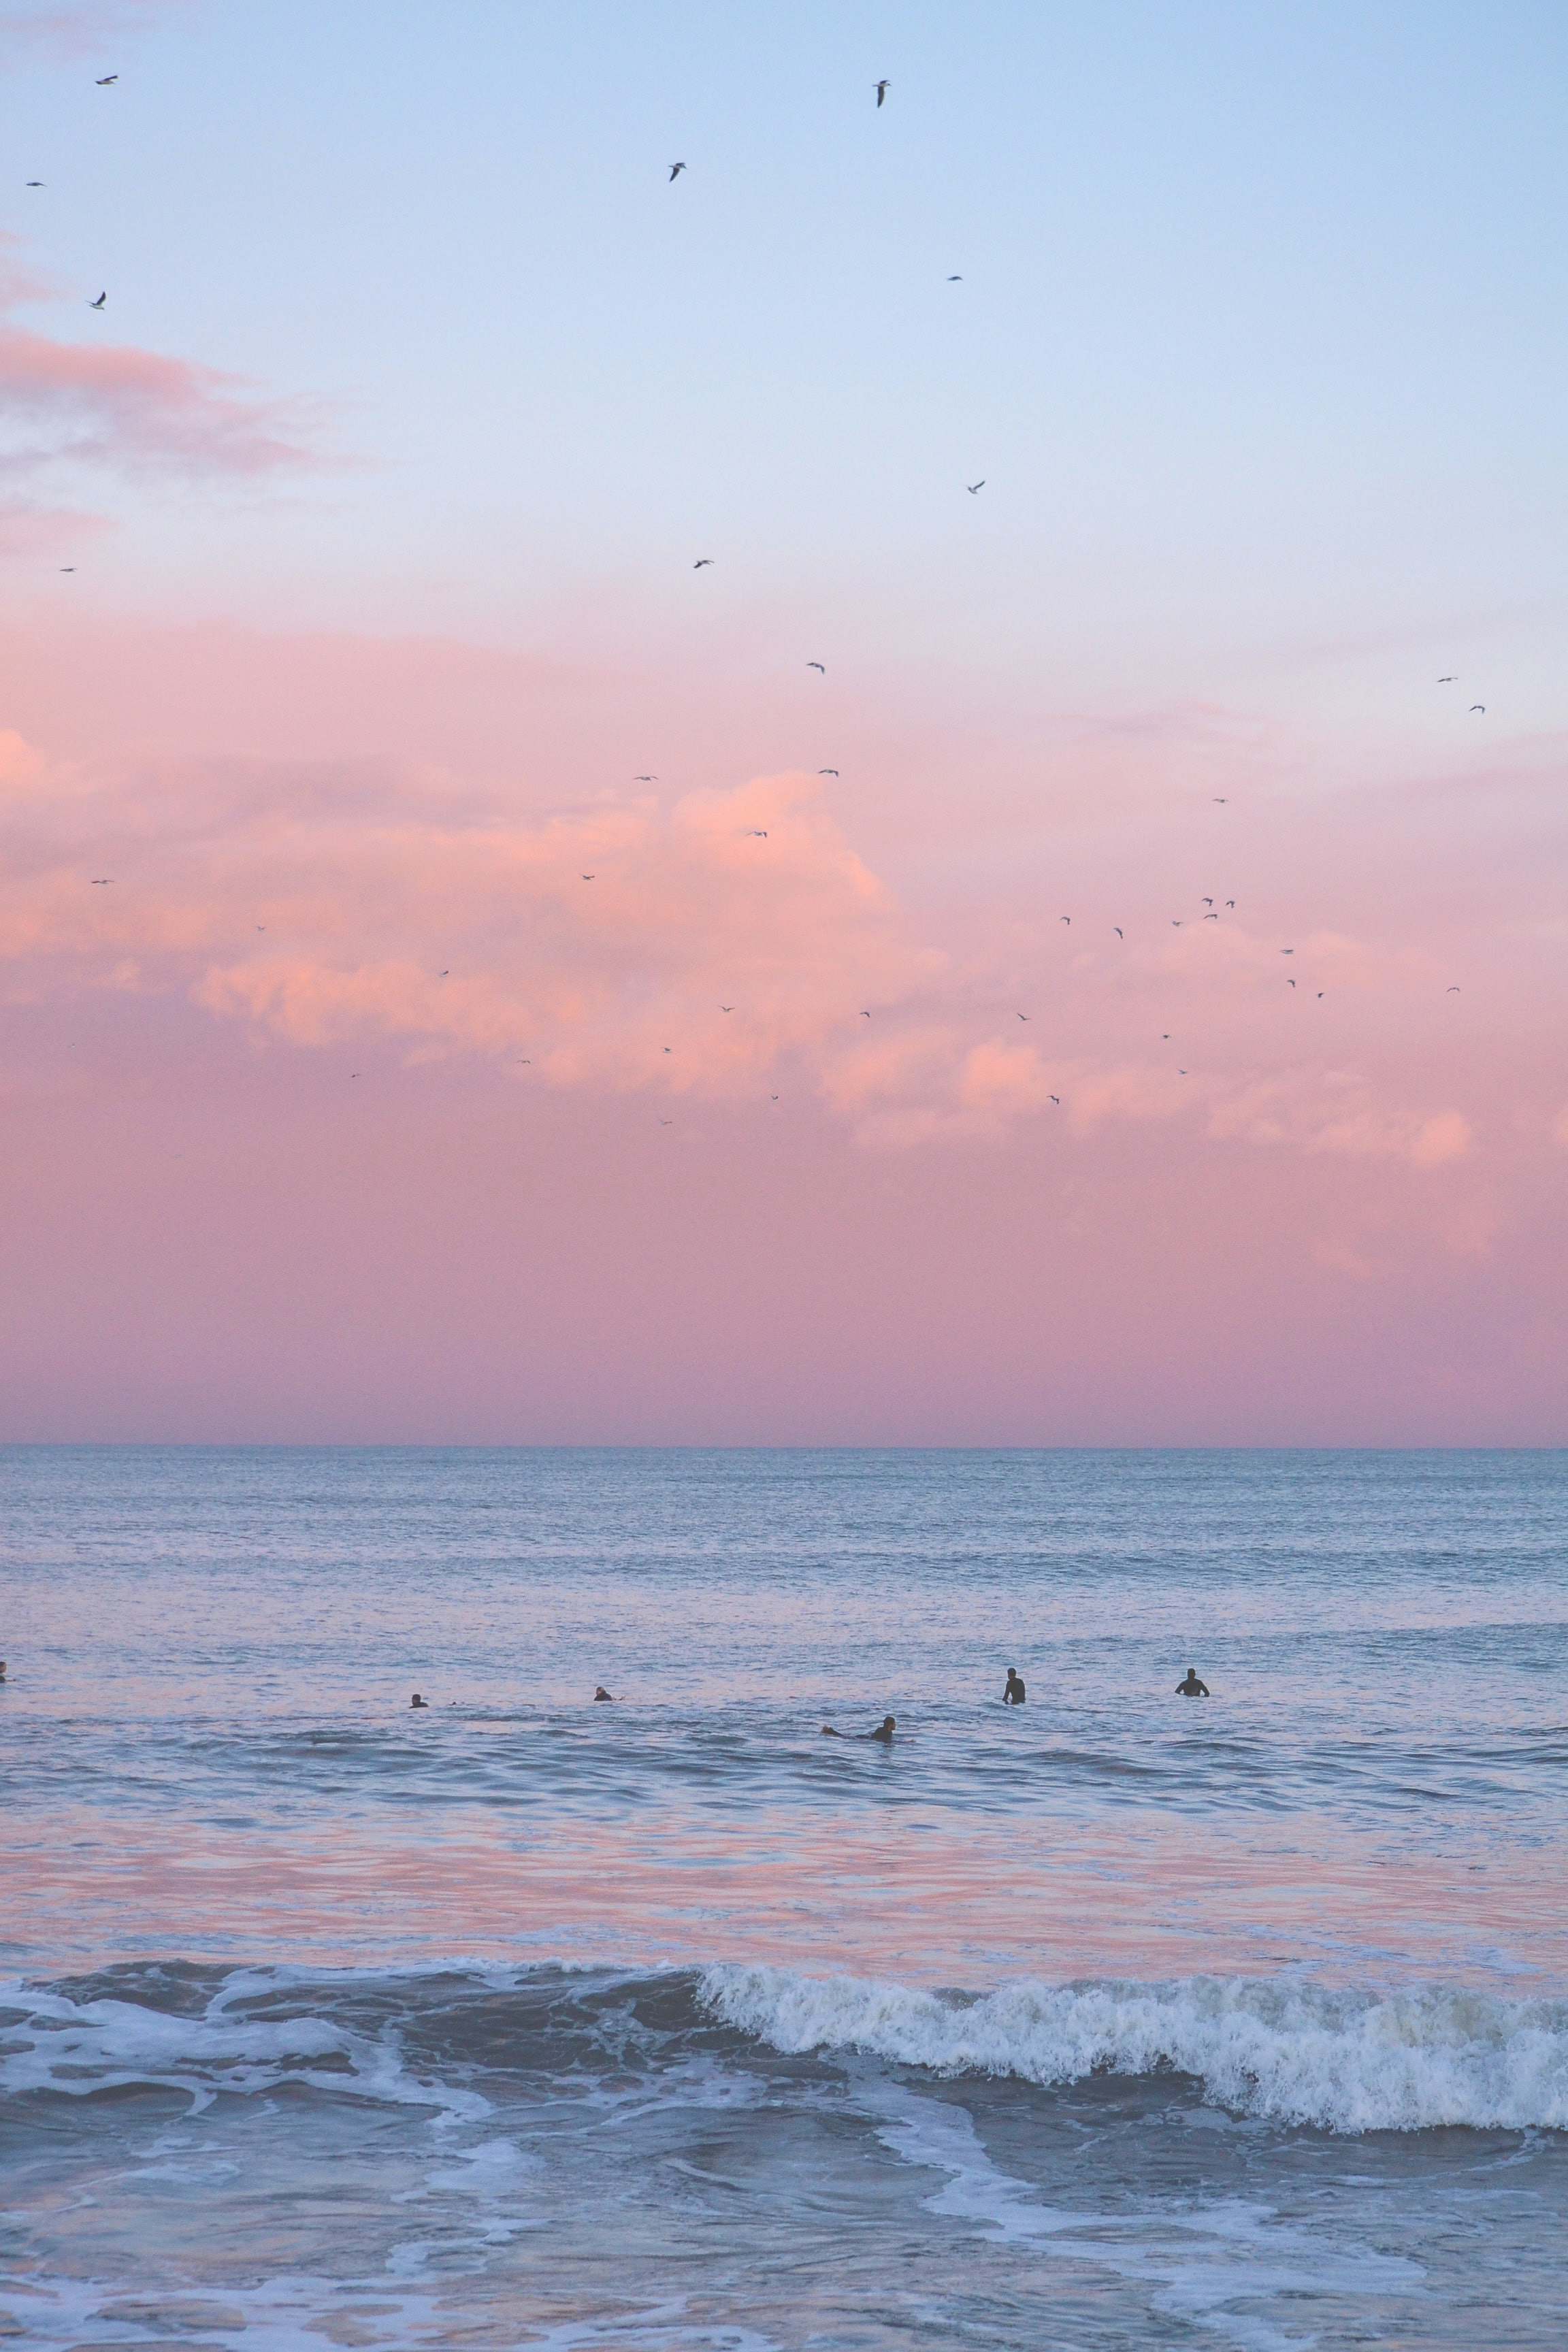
[1016,1012,1030,1022]
[1469,704,1486,713]
[89,877,113,885]
[817,768,839,776]
[1203,913,1218,920]
[1060,916,1071,926]
[1225,900,1235,908]
[659,1118,672,1126]
[1447,986,1461,992]
[1113,927,1123,938]
[518,1058,532,1064]
[1202,897,1213,906]
[88,291,106,308]
[693,557,713,568]
[437,970,448,978]
[581,873,595,881]
[25,181,44,188]
[1281,948,1294,954]
[875,78,891,105]
[1437,674,1457,683]
[95,74,118,85]
[1171,920,1183,927]
[860,1010,871,1018]
[633,774,656,781]
[806,660,826,672]
[947,274,962,281]
[1213,796,1227,803]
[668,161,685,180]
[966,480,985,494]
[59,566,76,573]
[747,829,768,837]
[719,1005,734,1013]
[1048,1095,1060,1105]
[662,1046,672,1054]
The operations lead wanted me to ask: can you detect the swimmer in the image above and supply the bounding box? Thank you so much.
[593,1686,614,1702]
[1003,1667,1026,1705]
[410,1692,429,1709]
[1175,1667,1209,1697]
[822,1716,898,1741]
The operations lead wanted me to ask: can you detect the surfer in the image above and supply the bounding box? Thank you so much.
[1175,1667,1210,1697]
[410,1692,429,1708]
[593,1686,615,1702]
[1003,1667,1026,1705]
[821,1715,898,1741]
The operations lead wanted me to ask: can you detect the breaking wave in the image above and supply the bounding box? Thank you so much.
[699,1962,1568,2134]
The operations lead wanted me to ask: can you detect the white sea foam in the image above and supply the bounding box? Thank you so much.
[0,1980,489,2119]
[698,1964,1568,2133]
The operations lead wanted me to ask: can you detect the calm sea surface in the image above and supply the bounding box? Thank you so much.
[1,1447,1565,2349]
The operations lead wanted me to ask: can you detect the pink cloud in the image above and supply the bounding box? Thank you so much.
[0,1,186,64]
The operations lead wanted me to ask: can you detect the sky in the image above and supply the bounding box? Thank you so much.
[0,0,1565,1443]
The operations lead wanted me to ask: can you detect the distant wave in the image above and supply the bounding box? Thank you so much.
[700,1963,1568,2134]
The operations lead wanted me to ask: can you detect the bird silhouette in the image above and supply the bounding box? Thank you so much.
[947,274,962,280]
[95,74,118,85]
[59,566,76,573]
[1469,704,1486,713]
[747,829,768,837]
[1286,978,1296,988]
[633,774,656,781]
[1017,1012,1030,1021]
[1203,913,1218,920]
[875,78,891,105]
[437,970,448,978]
[89,877,113,885]
[1447,986,1461,992]
[1437,674,1457,683]
[25,180,44,188]
[581,873,595,881]
[719,1005,734,1013]
[693,557,713,568]
[1060,915,1071,926]
[88,291,106,308]
[1225,900,1235,908]
[806,660,826,672]
[817,768,839,776]
[966,480,985,493]
[1202,897,1213,906]
[1213,796,1228,803]
[1113,927,1123,938]
[1048,1094,1060,1105]
[860,1010,871,1018]
[668,162,685,180]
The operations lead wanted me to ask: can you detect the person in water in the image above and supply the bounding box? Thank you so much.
[821,1716,898,1741]
[410,1693,428,1708]
[1175,1667,1209,1697]
[593,1686,614,1702]
[1003,1667,1026,1705]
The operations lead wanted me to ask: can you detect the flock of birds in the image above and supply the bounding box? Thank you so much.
[50,68,1478,1122]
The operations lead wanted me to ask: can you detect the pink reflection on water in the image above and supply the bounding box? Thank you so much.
[8,1807,1561,1990]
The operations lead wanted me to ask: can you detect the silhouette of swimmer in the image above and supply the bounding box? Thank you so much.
[593,1686,615,1702]
[1175,1667,1210,1697]
[1003,1667,1026,1705]
[410,1693,429,1708]
[821,1715,898,1741]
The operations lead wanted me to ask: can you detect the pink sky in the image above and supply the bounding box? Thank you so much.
[1,607,1562,1446]
[2,6,1564,1442]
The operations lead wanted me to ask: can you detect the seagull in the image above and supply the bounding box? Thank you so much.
[875,78,891,105]
[817,768,839,776]
[966,480,985,493]
[1203,912,1218,920]
[1281,948,1294,954]
[1048,1094,1060,1105]
[668,162,685,180]
[633,774,657,781]
[1225,899,1235,908]
[947,274,962,280]
[1171,919,1183,927]
[1060,915,1071,926]
[25,181,44,188]
[1469,704,1486,713]
[582,873,595,881]
[59,566,76,573]
[719,1005,734,1012]
[1161,1034,1171,1041]
[518,1058,532,1064]
[659,1118,673,1126]
[1113,927,1123,938]
[806,660,826,672]
[1447,986,1461,992]
[1201,897,1213,906]
[1437,674,1457,683]
[1213,796,1227,803]
[95,74,118,85]
[438,970,448,978]
[747,828,768,837]
[88,291,106,308]
[1016,1012,1030,1022]
[89,877,113,885]
[693,557,713,568]
[662,1046,672,1054]
[860,1009,871,1018]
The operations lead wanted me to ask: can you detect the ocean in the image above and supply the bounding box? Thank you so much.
[1,1445,1565,2349]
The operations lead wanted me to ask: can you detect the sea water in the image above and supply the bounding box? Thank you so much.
[1,1446,1565,2349]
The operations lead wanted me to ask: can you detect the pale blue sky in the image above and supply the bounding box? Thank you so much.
[7,0,1567,725]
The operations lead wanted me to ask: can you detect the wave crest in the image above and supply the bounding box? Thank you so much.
[698,1963,1568,2134]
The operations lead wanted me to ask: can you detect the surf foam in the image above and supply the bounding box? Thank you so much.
[698,1963,1568,2133]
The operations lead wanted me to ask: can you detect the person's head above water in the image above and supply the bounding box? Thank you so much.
[593,1686,613,1702]
[410,1693,427,1708]
[870,1714,897,1741]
